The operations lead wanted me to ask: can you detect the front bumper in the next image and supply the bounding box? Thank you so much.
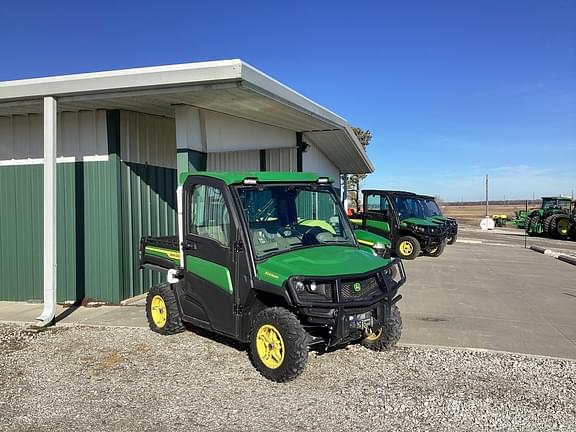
[287,259,406,347]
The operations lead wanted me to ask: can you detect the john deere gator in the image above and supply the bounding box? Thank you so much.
[140,172,405,382]
[351,190,450,260]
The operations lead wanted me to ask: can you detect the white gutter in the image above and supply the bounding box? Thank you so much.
[36,97,57,326]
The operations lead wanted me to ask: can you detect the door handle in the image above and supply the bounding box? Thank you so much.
[182,240,198,251]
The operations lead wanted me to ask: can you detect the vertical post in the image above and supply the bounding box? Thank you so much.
[37,96,57,325]
[485,174,489,217]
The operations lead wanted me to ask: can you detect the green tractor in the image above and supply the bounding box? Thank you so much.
[525,196,572,239]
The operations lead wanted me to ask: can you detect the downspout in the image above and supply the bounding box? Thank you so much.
[36,96,57,326]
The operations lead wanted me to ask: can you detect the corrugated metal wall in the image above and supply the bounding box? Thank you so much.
[118,111,178,299]
[266,147,296,171]
[207,150,260,170]
[119,162,177,299]
[0,161,121,302]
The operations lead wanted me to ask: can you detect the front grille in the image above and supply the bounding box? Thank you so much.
[340,276,382,301]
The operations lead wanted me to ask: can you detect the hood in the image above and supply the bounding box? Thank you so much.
[354,229,391,248]
[257,246,388,287]
[401,217,439,227]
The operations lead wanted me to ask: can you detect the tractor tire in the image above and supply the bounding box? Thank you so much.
[550,214,571,239]
[395,236,421,260]
[447,233,457,245]
[249,307,309,382]
[146,283,185,335]
[361,305,402,351]
[544,215,557,238]
[424,239,446,257]
[525,215,537,236]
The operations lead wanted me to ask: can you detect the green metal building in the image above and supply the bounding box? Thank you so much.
[0,60,373,305]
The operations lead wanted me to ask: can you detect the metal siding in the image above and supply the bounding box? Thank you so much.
[120,162,177,299]
[266,147,296,171]
[0,161,120,302]
[207,150,260,170]
[120,111,176,169]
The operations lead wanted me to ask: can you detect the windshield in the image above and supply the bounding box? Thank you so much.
[542,198,571,210]
[423,198,443,217]
[237,185,356,258]
[392,196,428,220]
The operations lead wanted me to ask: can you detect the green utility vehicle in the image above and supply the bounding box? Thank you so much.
[525,196,572,239]
[420,195,459,245]
[140,172,405,382]
[351,190,450,260]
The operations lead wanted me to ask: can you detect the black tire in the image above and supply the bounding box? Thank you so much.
[146,283,185,335]
[447,233,457,245]
[395,236,421,260]
[525,215,537,236]
[249,307,309,382]
[361,305,402,351]
[424,239,446,257]
[543,214,557,238]
[550,214,571,239]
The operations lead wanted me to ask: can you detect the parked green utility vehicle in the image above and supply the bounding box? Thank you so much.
[351,190,450,260]
[525,196,572,239]
[140,172,405,382]
[420,195,459,245]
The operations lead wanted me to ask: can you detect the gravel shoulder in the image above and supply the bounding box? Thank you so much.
[1,324,575,431]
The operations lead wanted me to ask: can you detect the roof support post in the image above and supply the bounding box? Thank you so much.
[36,96,57,326]
[175,105,206,179]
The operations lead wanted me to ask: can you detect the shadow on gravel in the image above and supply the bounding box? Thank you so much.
[183,323,247,352]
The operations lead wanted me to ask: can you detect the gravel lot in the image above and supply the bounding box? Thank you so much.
[1,323,575,432]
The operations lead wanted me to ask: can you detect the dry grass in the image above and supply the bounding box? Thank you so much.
[442,204,530,225]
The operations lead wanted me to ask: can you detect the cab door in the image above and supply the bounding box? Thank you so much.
[363,193,393,239]
[180,177,237,337]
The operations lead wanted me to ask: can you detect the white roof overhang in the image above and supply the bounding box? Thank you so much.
[0,60,373,173]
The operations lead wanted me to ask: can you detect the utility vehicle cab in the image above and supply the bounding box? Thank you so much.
[420,195,458,245]
[140,172,405,382]
[351,190,450,260]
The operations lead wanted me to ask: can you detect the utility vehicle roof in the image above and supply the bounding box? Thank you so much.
[363,189,427,198]
[541,196,572,200]
[179,171,333,186]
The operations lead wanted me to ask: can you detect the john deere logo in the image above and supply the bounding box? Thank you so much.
[353,282,362,293]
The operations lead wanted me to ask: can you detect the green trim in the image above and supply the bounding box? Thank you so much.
[106,110,123,304]
[366,219,391,234]
[177,148,207,176]
[145,246,180,264]
[186,256,233,295]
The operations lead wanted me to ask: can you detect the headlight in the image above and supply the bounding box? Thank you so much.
[372,242,390,258]
[411,225,426,233]
[292,279,333,301]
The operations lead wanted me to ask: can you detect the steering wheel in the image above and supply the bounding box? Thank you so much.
[277,226,299,238]
[301,226,331,245]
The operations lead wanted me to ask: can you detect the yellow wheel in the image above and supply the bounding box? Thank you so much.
[364,328,383,341]
[361,305,402,351]
[557,218,570,236]
[256,324,285,369]
[150,295,167,328]
[399,241,413,256]
[146,283,184,335]
[250,307,309,382]
[395,236,420,260]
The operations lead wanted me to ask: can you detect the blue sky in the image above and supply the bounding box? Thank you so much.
[1,0,574,201]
